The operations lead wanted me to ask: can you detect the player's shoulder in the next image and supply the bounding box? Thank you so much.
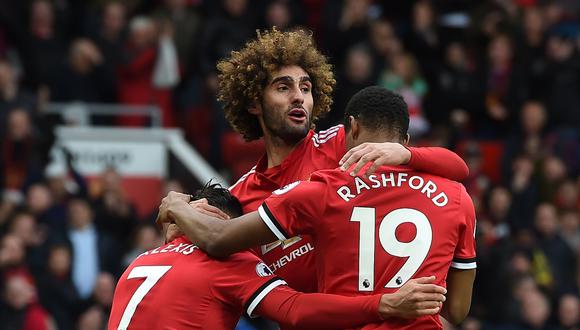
[310,124,344,148]
[229,165,258,192]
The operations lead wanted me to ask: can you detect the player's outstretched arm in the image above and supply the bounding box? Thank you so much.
[158,192,278,257]
[255,276,447,328]
[339,143,469,181]
[440,268,476,325]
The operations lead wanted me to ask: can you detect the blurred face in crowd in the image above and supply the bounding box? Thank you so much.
[223,0,248,18]
[488,187,511,220]
[165,0,187,11]
[70,39,102,74]
[9,213,37,246]
[512,275,537,301]
[7,109,32,141]
[48,246,71,277]
[521,101,546,134]
[251,65,314,145]
[535,203,559,237]
[523,7,545,37]
[0,235,25,267]
[94,273,115,307]
[413,1,434,30]
[521,290,550,328]
[30,0,54,37]
[548,36,574,61]
[103,2,126,36]
[0,61,15,89]
[446,42,467,69]
[266,1,291,29]
[560,211,579,236]
[558,294,580,327]
[543,156,567,182]
[370,20,399,57]
[556,180,578,210]
[392,53,417,83]
[129,17,156,49]
[135,225,161,251]
[4,276,36,310]
[488,35,513,66]
[68,199,94,229]
[77,306,105,330]
[345,46,373,84]
[26,183,53,214]
[102,167,123,192]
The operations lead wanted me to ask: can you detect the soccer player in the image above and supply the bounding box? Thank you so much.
[159,87,477,329]
[109,183,447,330]
[173,29,470,299]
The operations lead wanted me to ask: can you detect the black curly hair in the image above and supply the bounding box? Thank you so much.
[192,181,243,218]
[344,86,409,142]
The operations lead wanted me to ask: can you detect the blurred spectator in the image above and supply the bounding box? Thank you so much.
[58,197,119,299]
[539,156,568,202]
[507,155,539,231]
[263,0,294,30]
[117,16,176,126]
[155,0,202,75]
[88,1,127,104]
[323,0,372,66]
[481,34,525,138]
[555,180,579,211]
[76,305,105,330]
[51,38,112,103]
[534,203,577,294]
[369,18,402,64]
[405,0,441,85]
[0,273,53,330]
[0,234,27,273]
[90,272,115,315]
[0,59,38,125]
[431,41,483,130]
[378,52,429,137]
[557,294,580,329]
[463,143,491,211]
[518,289,558,330]
[0,109,45,195]
[7,210,47,276]
[319,44,376,129]
[37,244,81,330]
[18,0,67,89]
[92,167,137,248]
[122,224,161,268]
[560,211,580,253]
[517,7,548,100]
[544,31,580,130]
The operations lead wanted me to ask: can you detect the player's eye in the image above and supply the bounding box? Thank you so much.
[301,85,311,93]
[277,85,289,92]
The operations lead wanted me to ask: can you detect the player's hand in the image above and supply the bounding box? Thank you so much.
[156,191,192,226]
[188,198,231,220]
[339,142,411,178]
[378,276,446,319]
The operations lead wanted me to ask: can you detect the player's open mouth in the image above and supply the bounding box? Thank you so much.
[288,108,307,123]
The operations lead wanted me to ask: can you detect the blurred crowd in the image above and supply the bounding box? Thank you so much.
[0,0,579,330]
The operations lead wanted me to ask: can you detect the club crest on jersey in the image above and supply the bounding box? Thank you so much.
[256,262,274,277]
[272,181,300,195]
[261,236,303,254]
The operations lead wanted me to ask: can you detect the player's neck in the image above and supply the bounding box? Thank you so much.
[263,133,302,168]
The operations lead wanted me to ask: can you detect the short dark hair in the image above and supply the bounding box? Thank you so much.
[343,86,409,141]
[192,181,243,218]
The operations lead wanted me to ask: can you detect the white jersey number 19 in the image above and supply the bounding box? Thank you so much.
[350,207,432,291]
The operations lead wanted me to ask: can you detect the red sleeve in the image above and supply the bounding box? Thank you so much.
[255,285,382,328]
[258,180,326,241]
[451,185,477,270]
[406,147,469,181]
[211,252,287,317]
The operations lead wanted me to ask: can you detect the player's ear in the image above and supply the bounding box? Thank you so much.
[248,103,262,115]
[403,133,410,145]
[348,116,360,140]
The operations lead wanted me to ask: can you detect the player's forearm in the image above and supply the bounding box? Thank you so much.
[407,147,469,181]
[257,286,382,328]
[440,268,476,325]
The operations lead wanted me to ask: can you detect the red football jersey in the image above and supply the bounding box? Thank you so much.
[229,125,346,293]
[108,236,285,330]
[230,124,470,296]
[259,167,477,330]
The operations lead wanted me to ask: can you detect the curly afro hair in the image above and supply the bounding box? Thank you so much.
[217,28,335,141]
